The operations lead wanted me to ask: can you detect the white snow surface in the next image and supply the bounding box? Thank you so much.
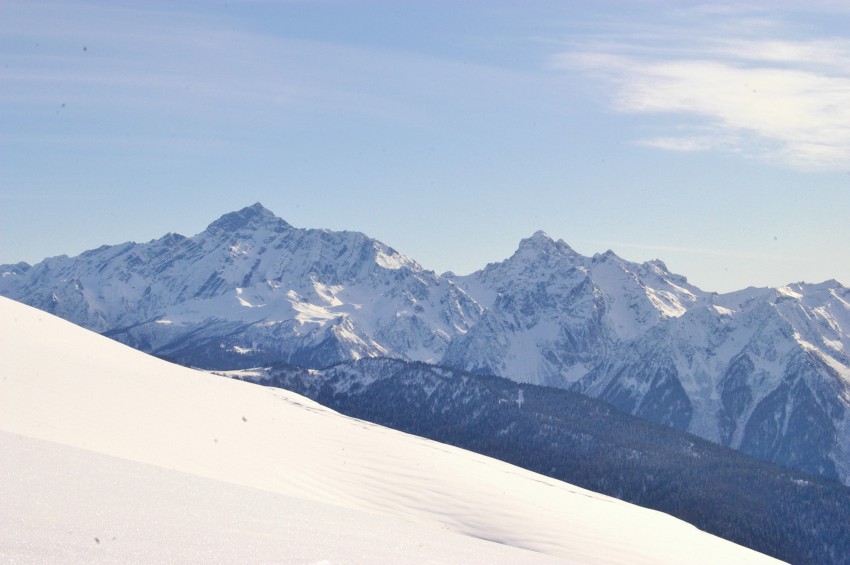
[0,297,782,564]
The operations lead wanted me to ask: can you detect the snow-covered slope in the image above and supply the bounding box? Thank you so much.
[0,296,781,564]
[573,282,850,481]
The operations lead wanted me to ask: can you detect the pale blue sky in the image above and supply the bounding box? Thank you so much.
[2,1,849,292]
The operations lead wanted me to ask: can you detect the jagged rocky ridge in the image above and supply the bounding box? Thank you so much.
[0,204,480,369]
[450,233,850,484]
[2,203,848,484]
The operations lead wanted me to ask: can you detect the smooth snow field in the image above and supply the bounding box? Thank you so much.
[0,297,783,564]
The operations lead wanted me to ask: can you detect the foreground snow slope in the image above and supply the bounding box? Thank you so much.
[1,432,563,565]
[0,297,781,564]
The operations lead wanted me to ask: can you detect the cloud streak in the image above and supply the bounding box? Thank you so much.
[553,10,850,171]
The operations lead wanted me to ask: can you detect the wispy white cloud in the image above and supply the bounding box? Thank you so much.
[552,8,850,171]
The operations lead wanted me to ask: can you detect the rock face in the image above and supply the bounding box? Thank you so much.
[448,234,850,483]
[0,203,481,369]
[2,204,849,484]
[575,289,850,478]
[443,231,704,388]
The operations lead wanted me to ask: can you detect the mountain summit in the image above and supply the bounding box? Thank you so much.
[1,204,848,485]
[204,202,291,236]
[0,204,480,368]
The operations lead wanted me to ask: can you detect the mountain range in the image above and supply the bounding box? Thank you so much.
[2,202,848,485]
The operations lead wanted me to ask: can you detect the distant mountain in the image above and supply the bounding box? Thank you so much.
[444,231,705,388]
[447,234,850,483]
[574,282,850,480]
[0,203,480,369]
[2,203,848,485]
[220,358,850,565]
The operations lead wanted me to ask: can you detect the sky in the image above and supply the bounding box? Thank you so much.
[1,0,849,293]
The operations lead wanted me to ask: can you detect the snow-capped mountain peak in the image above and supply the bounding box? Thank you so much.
[204,202,292,237]
[446,233,706,388]
[513,230,579,263]
[0,205,480,369]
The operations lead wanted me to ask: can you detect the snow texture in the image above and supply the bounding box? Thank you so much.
[0,297,781,564]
